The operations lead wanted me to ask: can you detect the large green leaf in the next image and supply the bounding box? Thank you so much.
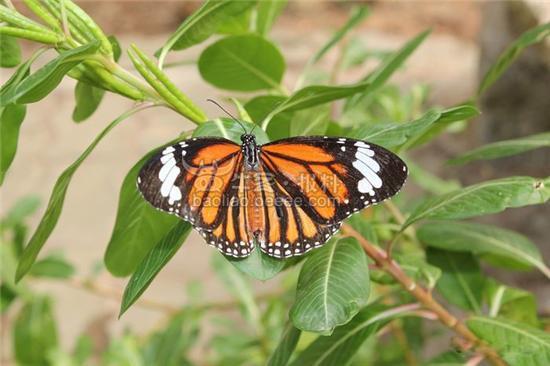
[290,238,370,334]
[228,248,285,281]
[13,296,58,365]
[345,30,430,110]
[0,103,26,184]
[157,0,256,63]
[72,80,105,123]
[486,280,538,326]
[290,303,418,366]
[15,107,146,282]
[418,222,549,278]
[478,23,550,95]
[2,41,100,105]
[403,176,550,228]
[267,323,301,366]
[256,0,288,36]
[193,118,270,144]
[104,150,180,277]
[467,316,550,366]
[198,34,285,91]
[119,221,191,316]
[0,34,21,67]
[449,131,550,165]
[427,248,484,312]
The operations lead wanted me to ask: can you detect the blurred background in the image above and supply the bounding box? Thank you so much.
[1,0,549,364]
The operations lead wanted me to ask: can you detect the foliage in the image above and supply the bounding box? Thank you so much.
[1,1,549,365]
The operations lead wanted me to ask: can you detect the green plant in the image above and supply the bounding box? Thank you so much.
[2,1,549,365]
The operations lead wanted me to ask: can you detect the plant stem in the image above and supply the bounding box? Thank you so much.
[341,224,507,366]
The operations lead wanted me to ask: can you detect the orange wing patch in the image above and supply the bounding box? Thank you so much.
[192,143,240,165]
[262,143,334,163]
[312,164,349,204]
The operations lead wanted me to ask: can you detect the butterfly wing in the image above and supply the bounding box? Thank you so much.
[260,136,407,225]
[137,137,253,257]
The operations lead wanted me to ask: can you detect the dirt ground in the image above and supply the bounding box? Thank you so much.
[1,0,548,359]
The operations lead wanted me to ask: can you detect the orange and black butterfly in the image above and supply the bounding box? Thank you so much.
[137,133,407,259]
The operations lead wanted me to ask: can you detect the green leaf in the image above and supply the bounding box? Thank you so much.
[256,0,288,36]
[263,80,373,128]
[245,95,292,140]
[0,103,26,184]
[193,118,270,144]
[486,280,538,326]
[104,150,179,277]
[227,248,285,281]
[13,296,58,365]
[310,6,369,65]
[1,195,40,228]
[467,316,550,366]
[3,41,100,105]
[29,254,75,279]
[407,161,461,195]
[15,107,146,282]
[346,30,430,110]
[212,254,261,329]
[158,0,257,62]
[119,221,191,316]
[397,254,441,289]
[418,222,549,278]
[449,131,550,165]
[267,323,301,366]
[229,97,252,122]
[290,105,330,136]
[403,176,550,228]
[290,238,370,334]
[199,34,285,91]
[0,34,21,67]
[217,9,252,35]
[291,303,417,366]
[350,109,441,149]
[478,23,550,96]
[72,80,105,122]
[427,248,484,312]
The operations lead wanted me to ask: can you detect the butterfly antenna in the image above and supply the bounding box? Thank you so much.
[206,99,247,134]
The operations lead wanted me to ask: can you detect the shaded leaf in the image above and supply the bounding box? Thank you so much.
[290,104,330,136]
[408,161,461,195]
[310,6,369,64]
[267,323,301,366]
[403,176,550,228]
[104,150,179,277]
[427,248,484,312]
[120,221,191,316]
[245,95,292,140]
[193,118,270,144]
[290,238,370,334]
[0,34,21,67]
[16,107,145,282]
[199,34,285,91]
[468,316,550,366]
[256,0,288,36]
[228,248,285,281]
[479,23,550,95]
[486,280,538,326]
[3,41,100,105]
[13,296,58,365]
[0,103,26,184]
[72,80,105,122]
[29,254,75,279]
[418,222,549,278]
[449,131,550,165]
[397,254,441,289]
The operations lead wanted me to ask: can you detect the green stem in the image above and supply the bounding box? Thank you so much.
[0,4,51,32]
[0,26,61,43]
[22,0,62,32]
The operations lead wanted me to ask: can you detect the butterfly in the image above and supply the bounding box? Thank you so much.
[137,133,407,259]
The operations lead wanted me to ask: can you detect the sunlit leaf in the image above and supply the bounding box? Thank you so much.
[0,34,21,67]
[245,95,292,140]
[403,176,550,228]
[256,0,288,36]
[290,238,370,334]
[199,34,285,91]
[418,222,549,278]
[290,104,330,136]
[449,131,550,165]
[193,118,269,144]
[468,316,550,366]
[119,221,191,316]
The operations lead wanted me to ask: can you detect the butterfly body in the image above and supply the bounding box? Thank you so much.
[137,134,407,259]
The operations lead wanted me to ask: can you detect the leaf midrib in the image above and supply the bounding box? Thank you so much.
[321,243,338,328]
